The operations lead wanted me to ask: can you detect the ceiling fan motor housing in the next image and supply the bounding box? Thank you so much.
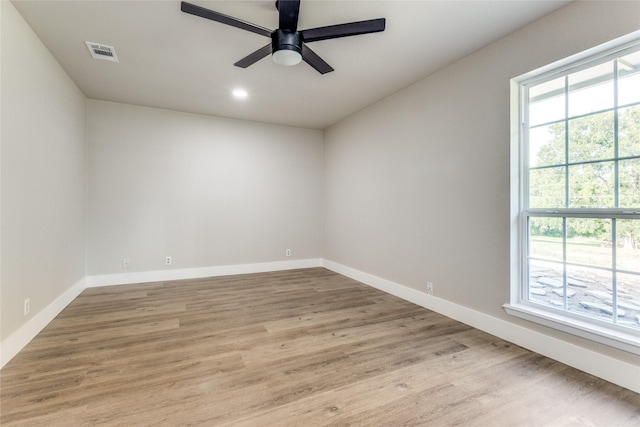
[271,29,302,66]
[272,30,301,55]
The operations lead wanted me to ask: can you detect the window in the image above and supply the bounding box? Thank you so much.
[508,33,640,354]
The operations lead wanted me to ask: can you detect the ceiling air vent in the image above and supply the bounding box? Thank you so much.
[85,41,119,62]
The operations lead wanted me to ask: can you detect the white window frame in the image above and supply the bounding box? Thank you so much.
[507,31,640,355]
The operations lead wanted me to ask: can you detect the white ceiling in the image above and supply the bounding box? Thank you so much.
[12,0,571,129]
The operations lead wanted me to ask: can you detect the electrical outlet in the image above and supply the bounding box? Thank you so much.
[122,258,130,269]
[165,256,172,266]
[24,298,30,315]
[426,282,434,295]
[285,249,291,257]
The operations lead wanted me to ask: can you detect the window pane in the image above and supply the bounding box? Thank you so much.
[529,167,565,208]
[616,272,640,329]
[619,158,640,208]
[566,218,611,268]
[568,162,614,208]
[528,259,563,306]
[568,111,614,163]
[568,62,614,118]
[518,42,640,343]
[529,123,565,167]
[619,105,640,158]
[529,217,564,261]
[566,265,614,322]
[529,77,565,126]
[617,219,640,273]
[618,51,640,107]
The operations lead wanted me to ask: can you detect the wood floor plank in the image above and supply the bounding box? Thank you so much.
[1,268,638,426]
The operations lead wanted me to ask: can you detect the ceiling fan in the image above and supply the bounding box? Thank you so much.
[180,1,386,74]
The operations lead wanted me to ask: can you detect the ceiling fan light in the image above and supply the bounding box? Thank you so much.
[272,49,302,66]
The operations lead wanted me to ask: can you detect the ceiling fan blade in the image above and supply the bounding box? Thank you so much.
[234,44,273,68]
[301,18,386,43]
[277,0,301,32]
[181,2,272,38]
[301,44,334,74]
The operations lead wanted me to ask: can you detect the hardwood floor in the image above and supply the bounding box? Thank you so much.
[1,268,638,426]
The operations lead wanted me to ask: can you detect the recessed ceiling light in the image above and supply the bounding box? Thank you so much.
[232,88,248,100]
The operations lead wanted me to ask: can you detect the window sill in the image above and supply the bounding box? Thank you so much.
[503,303,640,355]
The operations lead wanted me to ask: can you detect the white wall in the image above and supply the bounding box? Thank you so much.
[1,1,86,341]
[323,0,640,368]
[87,100,323,276]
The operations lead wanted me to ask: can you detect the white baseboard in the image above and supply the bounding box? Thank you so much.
[0,277,86,369]
[321,259,640,394]
[85,258,323,287]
